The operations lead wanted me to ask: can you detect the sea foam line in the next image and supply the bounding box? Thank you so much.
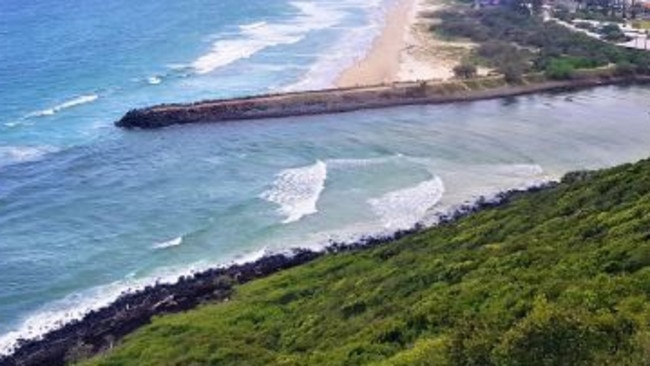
[0,244,275,357]
[261,160,328,224]
[152,236,183,249]
[27,94,99,118]
[281,0,388,91]
[369,176,446,230]
[191,1,346,74]
[0,146,59,167]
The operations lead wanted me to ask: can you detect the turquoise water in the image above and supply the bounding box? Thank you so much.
[0,0,388,352]
[0,0,386,153]
[1,0,650,356]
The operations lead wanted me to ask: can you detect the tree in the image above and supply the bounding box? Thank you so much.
[453,62,478,79]
[601,23,629,42]
[500,62,525,83]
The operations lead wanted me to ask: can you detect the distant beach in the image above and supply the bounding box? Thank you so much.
[334,0,446,87]
[336,0,421,87]
[336,0,491,87]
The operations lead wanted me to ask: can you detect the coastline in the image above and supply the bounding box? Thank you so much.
[336,0,418,87]
[335,0,476,88]
[1,181,558,366]
[6,0,650,362]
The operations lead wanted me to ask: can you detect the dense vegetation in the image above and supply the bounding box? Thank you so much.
[82,158,650,365]
[434,5,650,80]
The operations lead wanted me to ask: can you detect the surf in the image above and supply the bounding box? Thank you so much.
[27,94,99,118]
[191,2,345,74]
[261,160,328,224]
[152,236,183,249]
[369,176,445,230]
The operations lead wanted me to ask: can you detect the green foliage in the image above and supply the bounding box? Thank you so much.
[545,59,576,80]
[600,23,630,42]
[83,158,650,366]
[574,21,597,32]
[432,7,650,79]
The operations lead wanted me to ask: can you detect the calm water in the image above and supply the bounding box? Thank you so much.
[1,0,650,356]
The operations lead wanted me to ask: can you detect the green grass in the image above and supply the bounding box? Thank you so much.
[83,158,650,366]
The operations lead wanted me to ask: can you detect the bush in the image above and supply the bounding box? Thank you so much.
[453,62,478,79]
[545,59,576,80]
[575,21,597,32]
[494,298,637,366]
[615,61,637,76]
[600,23,630,42]
[500,62,526,83]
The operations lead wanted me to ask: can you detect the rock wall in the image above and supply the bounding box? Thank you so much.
[115,75,650,129]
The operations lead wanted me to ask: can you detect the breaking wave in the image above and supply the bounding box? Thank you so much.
[261,160,328,224]
[152,236,183,249]
[369,176,445,230]
[27,94,98,118]
[191,2,345,74]
[0,146,59,167]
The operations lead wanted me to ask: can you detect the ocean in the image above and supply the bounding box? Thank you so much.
[1,0,650,356]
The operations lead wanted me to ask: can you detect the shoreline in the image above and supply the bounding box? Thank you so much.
[1,180,559,366]
[334,0,473,88]
[335,0,417,87]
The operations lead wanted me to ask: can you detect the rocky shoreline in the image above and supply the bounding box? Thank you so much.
[115,74,650,129]
[0,181,558,366]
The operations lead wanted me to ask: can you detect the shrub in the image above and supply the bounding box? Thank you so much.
[615,61,637,76]
[545,59,576,80]
[493,298,638,366]
[575,21,597,32]
[600,23,630,42]
[453,62,478,79]
[500,62,526,83]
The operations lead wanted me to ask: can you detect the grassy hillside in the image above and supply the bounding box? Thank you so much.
[83,159,650,366]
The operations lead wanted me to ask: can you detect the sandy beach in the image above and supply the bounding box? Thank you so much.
[336,0,486,87]
[336,0,416,87]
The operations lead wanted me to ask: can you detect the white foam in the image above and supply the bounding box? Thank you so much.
[3,121,22,128]
[0,244,281,357]
[0,278,144,357]
[261,160,328,224]
[327,156,395,169]
[491,164,545,177]
[191,2,345,74]
[152,236,183,249]
[281,0,387,91]
[27,94,99,118]
[0,260,207,357]
[0,146,58,166]
[282,23,381,91]
[147,76,162,85]
[232,246,269,265]
[239,21,268,31]
[369,176,445,230]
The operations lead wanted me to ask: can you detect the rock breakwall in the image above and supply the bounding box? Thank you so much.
[115,75,650,129]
